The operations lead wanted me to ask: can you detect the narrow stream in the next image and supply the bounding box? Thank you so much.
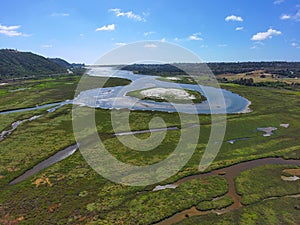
[0,115,41,142]
[0,100,73,115]
[156,157,300,225]
[114,126,179,136]
[8,126,180,185]
[9,144,79,185]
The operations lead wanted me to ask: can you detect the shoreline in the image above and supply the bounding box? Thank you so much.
[238,100,252,114]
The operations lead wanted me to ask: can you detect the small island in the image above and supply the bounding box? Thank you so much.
[126,87,206,104]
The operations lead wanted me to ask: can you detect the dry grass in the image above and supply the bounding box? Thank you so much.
[218,70,300,84]
[283,168,300,176]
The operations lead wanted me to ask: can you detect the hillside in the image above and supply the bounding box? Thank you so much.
[48,58,85,69]
[0,49,68,80]
[48,58,71,68]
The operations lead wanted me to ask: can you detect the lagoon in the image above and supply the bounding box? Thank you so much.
[74,67,251,114]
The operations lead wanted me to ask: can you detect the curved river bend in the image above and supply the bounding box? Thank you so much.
[156,157,300,225]
[6,67,251,185]
[0,67,250,115]
[4,67,299,225]
[74,67,250,114]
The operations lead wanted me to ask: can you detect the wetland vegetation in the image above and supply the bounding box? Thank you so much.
[0,59,299,224]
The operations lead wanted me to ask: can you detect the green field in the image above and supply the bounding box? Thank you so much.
[0,75,131,112]
[0,75,299,224]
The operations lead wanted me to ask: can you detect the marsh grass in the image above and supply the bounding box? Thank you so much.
[0,83,300,224]
[0,76,131,111]
[235,165,300,205]
[177,197,300,225]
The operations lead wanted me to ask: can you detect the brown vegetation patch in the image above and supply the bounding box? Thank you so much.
[0,214,24,225]
[48,203,61,213]
[283,168,300,176]
[33,177,52,187]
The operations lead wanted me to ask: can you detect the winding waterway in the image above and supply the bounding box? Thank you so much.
[4,66,250,186]
[0,115,41,142]
[3,67,299,224]
[74,67,250,114]
[156,157,300,225]
[0,67,250,115]
[0,100,73,115]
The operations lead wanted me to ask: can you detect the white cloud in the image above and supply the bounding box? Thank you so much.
[95,24,115,31]
[115,42,126,46]
[142,12,150,17]
[280,14,291,20]
[274,0,285,4]
[218,44,228,47]
[144,43,157,48]
[188,33,203,41]
[294,10,300,21]
[0,24,27,37]
[251,28,282,41]
[189,35,201,41]
[235,26,244,31]
[291,42,300,48]
[173,33,203,42]
[291,42,297,46]
[109,8,145,21]
[295,10,300,20]
[0,25,20,30]
[251,41,264,50]
[42,44,53,48]
[225,15,243,22]
[281,10,300,21]
[200,45,208,48]
[51,12,70,17]
[160,38,166,42]
[144,31,155,36]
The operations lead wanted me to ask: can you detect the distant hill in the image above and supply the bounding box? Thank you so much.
[48,58,71,68]
[122,62,300,78]
[0,49,68,79]
[48,58,85,69]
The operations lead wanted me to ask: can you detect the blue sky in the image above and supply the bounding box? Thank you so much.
[0,0,299,63]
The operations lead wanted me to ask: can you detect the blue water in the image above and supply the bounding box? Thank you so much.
[0,67,250,115]
[74,67,250,114]
[0,100,73,115]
